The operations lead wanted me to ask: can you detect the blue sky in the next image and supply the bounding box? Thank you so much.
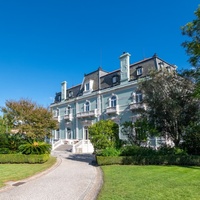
[0,0,199,109]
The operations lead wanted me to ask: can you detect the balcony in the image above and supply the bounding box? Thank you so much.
[130,103,145,111]
[53,116,60,122]
[106,105,119,115]
[64,113,73,121]
[76,109,97,118]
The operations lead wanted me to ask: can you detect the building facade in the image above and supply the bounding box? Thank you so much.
[50,52,176,150]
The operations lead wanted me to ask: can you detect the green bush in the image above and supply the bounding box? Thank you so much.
[98,147,121,156]
[0,154,49,163]
[97,156,124,165]
[18,141,51,155]
[120,145,156,156]
[120,145,140,156]
[157,145,187,156]
[0,148,10,154]
[96,155,200,166]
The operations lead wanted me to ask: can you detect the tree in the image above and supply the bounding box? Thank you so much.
[181,5,200,68]
[1,99,58,141]
[121,118,158,146]
[182,122,200,155]
[0,116,9,134]
[140,70,200,147]
[88,119,120,152]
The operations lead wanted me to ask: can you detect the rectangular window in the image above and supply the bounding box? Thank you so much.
[85,102,90,112]
[85,83,90,91]
[111,96,117,107]
[53,109,59,117]
[112,76,117,83]
[137,67,143,76]
[68,91,73,97]
[136,93,143,103]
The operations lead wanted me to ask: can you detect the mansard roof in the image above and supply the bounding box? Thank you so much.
[52,53,176,104]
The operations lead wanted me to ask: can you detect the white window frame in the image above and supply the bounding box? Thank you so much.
[112,76,117,84]
[85,82,90,91]
[136,92,143,103]
[84,80,94,93]
[68,91,73,97]
[84,101,90,112]
[53,109,59,117]
[65,105,71,115]
[110,95,117,107]
[137,67,143,76]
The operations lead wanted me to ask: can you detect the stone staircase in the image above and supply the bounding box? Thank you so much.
[54,144,72,152]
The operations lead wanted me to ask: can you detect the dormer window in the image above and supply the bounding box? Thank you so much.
[112,76,117,84]
[137,67,143,76]
[166,66,171,72]
[84,80,94,93]
[85,83,90,91]
[68,91,73,98]
[159,62,164,70]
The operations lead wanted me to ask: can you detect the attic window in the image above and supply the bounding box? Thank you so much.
[112,76,117,84]
[166,66,171,72]
[84,80,94,93]
[85,83,89,91]
[137,67,143,76]
[68,91,73,97]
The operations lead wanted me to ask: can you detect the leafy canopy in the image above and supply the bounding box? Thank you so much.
[140,70,199,147]
[182,5,200,68]
[88,119,120,152]
[1,99,58,140]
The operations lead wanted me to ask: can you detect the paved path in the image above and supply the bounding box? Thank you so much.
[0,151,103,200]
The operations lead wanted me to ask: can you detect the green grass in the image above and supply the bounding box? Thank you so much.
[0,156,57,188]
[98,165,200,200]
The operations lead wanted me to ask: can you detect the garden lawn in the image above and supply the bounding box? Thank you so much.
[0,156,56,188]
[98,165,200,200]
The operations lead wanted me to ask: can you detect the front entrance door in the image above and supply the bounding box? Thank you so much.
[84,126,89,140]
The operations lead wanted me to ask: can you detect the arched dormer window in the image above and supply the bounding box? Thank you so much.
[110,95,117,107]
[84,101,90,112]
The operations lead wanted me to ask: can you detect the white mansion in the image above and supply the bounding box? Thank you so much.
[50,52,176,152]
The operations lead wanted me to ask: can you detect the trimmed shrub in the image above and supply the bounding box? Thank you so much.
[97,156,124,165]
[96,155,200,166]
[0,154,50,163]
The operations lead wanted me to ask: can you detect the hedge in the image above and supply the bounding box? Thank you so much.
[96,155,200,166]
[0,154,50,164]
